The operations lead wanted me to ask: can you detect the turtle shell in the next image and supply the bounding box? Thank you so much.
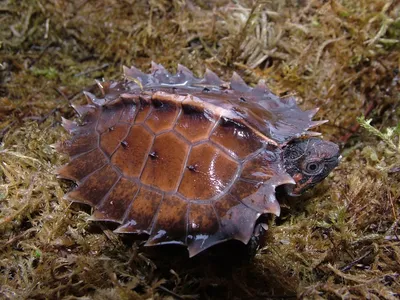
[57,63,328,257]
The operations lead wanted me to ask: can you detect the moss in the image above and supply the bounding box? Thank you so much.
[1,0,399,299]
[30,67,59,80]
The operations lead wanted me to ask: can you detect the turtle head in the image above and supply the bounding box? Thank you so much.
[282,138,340,196]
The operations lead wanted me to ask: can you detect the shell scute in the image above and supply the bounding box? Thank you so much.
[111,125,154,178]
[72,103,96,117]
[96,103,124,133]
[174,104,217,143]
[240,148,279,181]
[150,61,173,84]
[119,102,138,124]
[92,178,140,223]
[233,180,281,216]
[61,117,79,134]
[144,100,180,133]
[251,79,269,97]
[100,123,130,156]
[134,99,152,123]
[187,203,222,257]
[202,68,223,86]
[230,72,251,92]
[123,65,149,86]
[176,64,194,83]
[65,164,119,206]
[58,133,98,157]
[210,118,264,159]
[140,132,189,191]
[146,194,188,245]
[57,149,107,182]
[178,143,239,200]
[214,194,260,244]
[83,91,104,106]
[229,179,277,216]
[115,187,163,234]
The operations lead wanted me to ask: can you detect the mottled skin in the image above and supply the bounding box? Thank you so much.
[283,138,340,196]
[57,63,340,257]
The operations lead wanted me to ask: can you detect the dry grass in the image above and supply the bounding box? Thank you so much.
[1,0,399,299]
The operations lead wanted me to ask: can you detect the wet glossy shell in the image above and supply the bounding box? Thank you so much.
[57,63,323,257]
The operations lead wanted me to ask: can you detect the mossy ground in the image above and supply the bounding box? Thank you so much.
[1,0,399,299]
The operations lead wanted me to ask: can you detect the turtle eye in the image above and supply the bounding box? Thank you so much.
[304,161,324,175]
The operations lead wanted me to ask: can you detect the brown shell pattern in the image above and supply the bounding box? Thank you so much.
[57,63,324,257]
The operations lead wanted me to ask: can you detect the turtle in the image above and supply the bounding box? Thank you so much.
[56,62,340,257]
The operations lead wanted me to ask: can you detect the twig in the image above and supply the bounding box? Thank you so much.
[315,36,346,67]
[340,250,372,272]
[0,120,17,141]
[74,63,109,77]
[157,286,185,300]
[28,42,54,68]
[1,227,38,249]
[22,108,59,123]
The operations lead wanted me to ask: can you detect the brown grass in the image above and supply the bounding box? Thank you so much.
[1,0,399,299]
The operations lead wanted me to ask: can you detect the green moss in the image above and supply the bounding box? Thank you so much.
[358,115,400,173]
[30,67,59,80]
[1,0,399,299]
